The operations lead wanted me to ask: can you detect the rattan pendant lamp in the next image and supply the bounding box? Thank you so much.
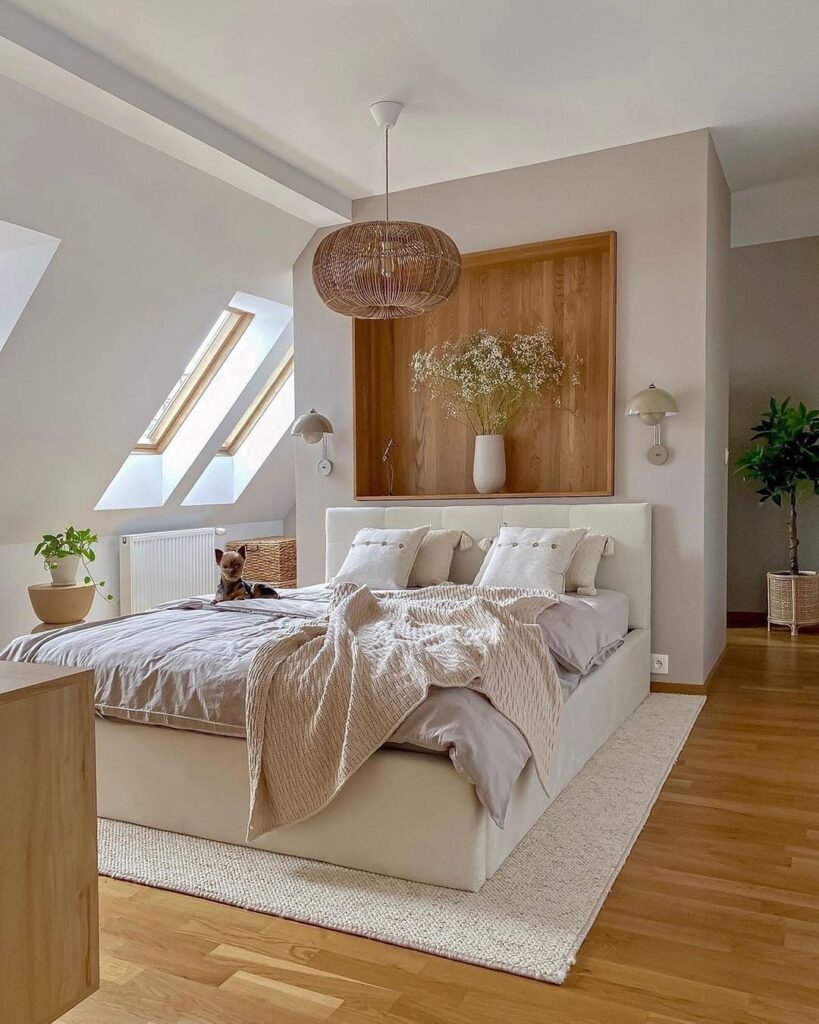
[312,101,463,319]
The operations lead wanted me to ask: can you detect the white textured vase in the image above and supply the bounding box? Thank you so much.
[49,554,80,586]
[472,434,506,494]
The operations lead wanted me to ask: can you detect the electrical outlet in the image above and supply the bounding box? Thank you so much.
[651,653,669,674]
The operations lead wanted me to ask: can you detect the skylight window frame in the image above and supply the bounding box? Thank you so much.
[217,348,295,456]
[133,307,254,454]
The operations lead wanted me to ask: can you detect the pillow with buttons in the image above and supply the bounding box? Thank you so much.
[476,526,588,594]
[331,526,430,590]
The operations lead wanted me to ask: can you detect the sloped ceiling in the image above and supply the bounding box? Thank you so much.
[0,73,314,544]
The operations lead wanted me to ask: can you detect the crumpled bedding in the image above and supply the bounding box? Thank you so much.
[0,583,624,828]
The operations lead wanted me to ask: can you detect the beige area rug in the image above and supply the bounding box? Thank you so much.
[98,693,704,984]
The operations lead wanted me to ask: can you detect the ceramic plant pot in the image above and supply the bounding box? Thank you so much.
[48,554,81,587]
[28,582,95,624]
[472,434,506,494]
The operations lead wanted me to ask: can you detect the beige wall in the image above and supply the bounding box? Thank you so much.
[293,129,730,684]
[728,236,819,612]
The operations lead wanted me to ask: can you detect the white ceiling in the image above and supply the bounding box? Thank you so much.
[7,0,819,199]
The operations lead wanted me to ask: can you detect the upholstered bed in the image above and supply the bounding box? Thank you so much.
[85,502,651,891]
[3,502,650,891]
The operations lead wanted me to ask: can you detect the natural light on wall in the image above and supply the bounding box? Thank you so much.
[96,292,292,510]
[182,350,295,506]
[0,220,60,356]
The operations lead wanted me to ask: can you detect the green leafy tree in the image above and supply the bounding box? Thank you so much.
[736,398,819,575]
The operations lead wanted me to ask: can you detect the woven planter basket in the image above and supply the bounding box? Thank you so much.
[226,536,297,588]
[767,571,819,635]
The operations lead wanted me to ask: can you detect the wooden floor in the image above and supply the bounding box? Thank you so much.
[60,628,819,1024]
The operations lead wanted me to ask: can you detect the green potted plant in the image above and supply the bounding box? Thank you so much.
[736,398,819,634]
[35,527,111,595]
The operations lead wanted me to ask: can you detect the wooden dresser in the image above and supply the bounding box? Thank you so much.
[0,663,99,1023]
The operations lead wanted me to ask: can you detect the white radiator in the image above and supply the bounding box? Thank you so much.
[120,528,220,614]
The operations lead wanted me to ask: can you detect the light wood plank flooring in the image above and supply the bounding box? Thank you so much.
[60,628,819,1024]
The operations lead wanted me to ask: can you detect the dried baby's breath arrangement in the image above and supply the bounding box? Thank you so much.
[410,327,581,435]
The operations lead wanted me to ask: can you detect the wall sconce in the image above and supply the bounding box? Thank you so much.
[291,409,334,476]
[625,384,678,465]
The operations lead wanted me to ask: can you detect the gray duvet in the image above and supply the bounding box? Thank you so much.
[0,584,624,827]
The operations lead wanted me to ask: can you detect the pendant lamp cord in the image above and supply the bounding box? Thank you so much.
[384,124,390,227]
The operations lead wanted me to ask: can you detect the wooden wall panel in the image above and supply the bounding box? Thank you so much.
[354,232,616,499]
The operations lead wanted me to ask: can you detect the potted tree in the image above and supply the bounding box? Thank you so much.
[736,398,819,634]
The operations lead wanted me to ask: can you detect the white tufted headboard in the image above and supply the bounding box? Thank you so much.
[325,503,651,631]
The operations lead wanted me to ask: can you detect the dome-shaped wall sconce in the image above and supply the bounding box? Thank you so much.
[291,409,334,476]
[626,384,678,465]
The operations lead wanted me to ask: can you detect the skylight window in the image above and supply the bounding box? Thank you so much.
[135,308,252,451]
[218,349,294,455]
[182,348,295,506]
[96,292,292,511]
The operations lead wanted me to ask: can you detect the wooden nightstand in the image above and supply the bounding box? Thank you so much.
[0,662,99,1024]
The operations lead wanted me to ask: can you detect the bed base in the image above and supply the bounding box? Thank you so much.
[96,629,649,892]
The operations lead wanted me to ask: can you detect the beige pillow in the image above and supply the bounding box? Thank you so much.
[472,537,497,585]
[565,533,614,596]
[476,527,588,595]
[408,529,470,587]
[332,526,429,590]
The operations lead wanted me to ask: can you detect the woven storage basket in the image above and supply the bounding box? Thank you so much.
[226,536,297,588]
[767,572,819,635]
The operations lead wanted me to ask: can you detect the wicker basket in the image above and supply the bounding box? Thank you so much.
[767,572,819,635]
[226,536,297,588]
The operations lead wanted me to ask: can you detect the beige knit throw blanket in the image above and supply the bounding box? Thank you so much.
[245,583,563,839]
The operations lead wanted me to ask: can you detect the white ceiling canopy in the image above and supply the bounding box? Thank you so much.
[4,0,819,203]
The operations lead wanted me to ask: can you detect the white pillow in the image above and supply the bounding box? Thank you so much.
[476,527,588,594]
[408,529,469,587]
[565,534,614,596]
[332,526,429,590]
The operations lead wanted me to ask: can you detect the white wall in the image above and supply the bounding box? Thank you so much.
[728,236,819,612]
[703,136,731,670]
[0,220,60,355]
[732,174,819,248]
[0,74,314,639]
[0,72,313,544]
[294,129,730,684]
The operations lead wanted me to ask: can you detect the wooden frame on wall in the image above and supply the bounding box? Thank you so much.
[353,231,617,500]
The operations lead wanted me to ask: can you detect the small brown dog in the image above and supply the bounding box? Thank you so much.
[213,546,280,604]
